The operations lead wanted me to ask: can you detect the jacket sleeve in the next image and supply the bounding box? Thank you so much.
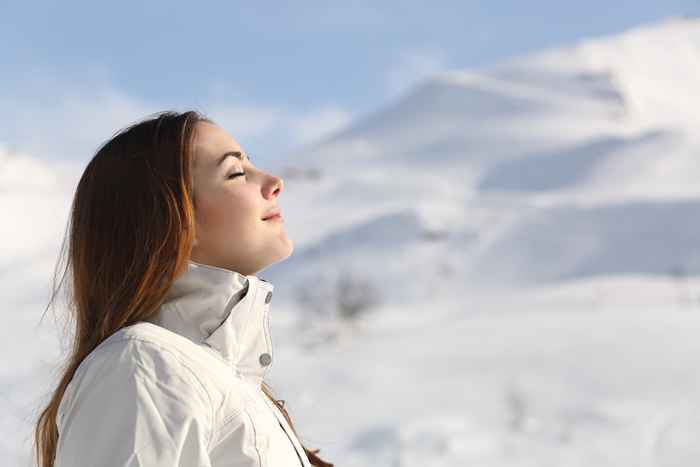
[55,339,214,467]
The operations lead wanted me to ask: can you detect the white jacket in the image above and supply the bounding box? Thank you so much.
[55,260,314,467]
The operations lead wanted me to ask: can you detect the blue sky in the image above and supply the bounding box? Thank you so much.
[0,1,696,167]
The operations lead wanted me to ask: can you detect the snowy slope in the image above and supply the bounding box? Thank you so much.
[272,16,700,293]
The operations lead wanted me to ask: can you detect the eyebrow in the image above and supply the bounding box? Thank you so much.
[216,151,249,166]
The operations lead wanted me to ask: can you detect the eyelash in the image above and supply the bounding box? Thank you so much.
[227,155,252,180]
[227,171,246,180]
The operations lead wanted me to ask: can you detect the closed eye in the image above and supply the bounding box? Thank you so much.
[227,171,246,180]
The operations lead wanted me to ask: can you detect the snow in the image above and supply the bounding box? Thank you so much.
[5,16,700,467]
[270,298,700,467]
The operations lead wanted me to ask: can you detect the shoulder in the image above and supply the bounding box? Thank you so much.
[60,322,250,438]
[69,323,217,410]
[56,325,222,464]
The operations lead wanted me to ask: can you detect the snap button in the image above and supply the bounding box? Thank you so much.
[259,353,272,367]
[265,291,272,304]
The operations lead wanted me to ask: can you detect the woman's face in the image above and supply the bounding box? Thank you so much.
[189,121,293,276]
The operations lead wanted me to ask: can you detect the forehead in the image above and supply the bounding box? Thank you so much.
[193,122,243,167]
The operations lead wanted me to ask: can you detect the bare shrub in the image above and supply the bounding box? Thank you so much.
[335,267,381,321]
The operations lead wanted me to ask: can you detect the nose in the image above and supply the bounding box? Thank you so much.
[264,173,283,199]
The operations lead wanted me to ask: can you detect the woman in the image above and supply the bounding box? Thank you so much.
[33,110,333,467]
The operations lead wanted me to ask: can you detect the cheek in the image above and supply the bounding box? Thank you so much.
[197,190,259,235]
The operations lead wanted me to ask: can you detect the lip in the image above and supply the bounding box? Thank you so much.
[262,209,282,221]
[265,213,282,221]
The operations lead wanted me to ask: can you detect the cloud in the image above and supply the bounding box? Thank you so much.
[201,102,288,140]
[289,105,353,145]
[0,69,354,171]
[384,45,450,99]
[0,80,158,163]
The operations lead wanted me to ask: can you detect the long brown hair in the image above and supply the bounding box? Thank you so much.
[33,110,333,467]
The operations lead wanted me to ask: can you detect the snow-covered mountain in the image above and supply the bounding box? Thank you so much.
[269,16,700,296]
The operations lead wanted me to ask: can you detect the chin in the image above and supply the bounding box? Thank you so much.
[258,242,294,272]
[275,241,294,263]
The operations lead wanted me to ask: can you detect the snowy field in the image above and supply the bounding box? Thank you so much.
[5,16,700,467]
[269,283,700,467]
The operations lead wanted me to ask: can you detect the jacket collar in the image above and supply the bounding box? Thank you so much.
[146,259,275,384]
